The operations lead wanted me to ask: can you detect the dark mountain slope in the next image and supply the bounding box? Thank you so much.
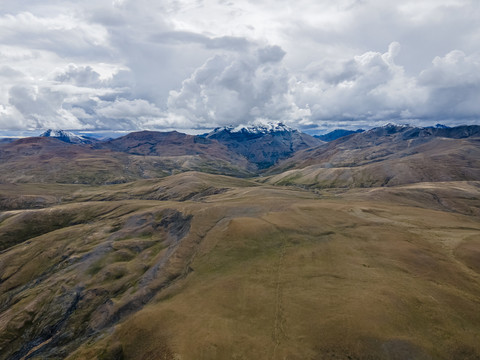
[97,131,242,161]
[314,128,364,142]
[206,122,323,169]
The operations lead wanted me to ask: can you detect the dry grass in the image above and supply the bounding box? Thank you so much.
[0,174,479,359]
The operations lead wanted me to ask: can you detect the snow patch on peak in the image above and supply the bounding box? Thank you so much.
[41,129,81,139]
[366,123,410,134]
[215,121,294,135]
[39,129,92,144]
[382,123,409,129]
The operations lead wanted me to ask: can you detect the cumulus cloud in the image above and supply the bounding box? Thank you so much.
[290,42,426,129]
[167,45,305,128]
[3,85,87,130]
[418,50,480,120]
[55,65,103,87]
[95,98,166,129]
[292,43,480,131]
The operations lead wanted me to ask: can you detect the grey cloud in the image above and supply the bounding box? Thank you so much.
[293,44,480,132]
[257,45,286,63]
[0,12,111,59]
[285,1,480,75]
[153,31,251,51]
[292,43,424,128]
[5,85,87,130]
[96,98,162,119]
[9,85,64,118]
[416,51,480,121]
[55,65,102,87]
[0,66,24,78]
[167,46,294,128]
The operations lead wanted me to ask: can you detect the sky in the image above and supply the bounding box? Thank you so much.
[0,0,479,135]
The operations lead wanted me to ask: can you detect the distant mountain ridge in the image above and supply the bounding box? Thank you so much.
[95,130,254,173]
[314,129,364,142]
[265,123,480,188]
[1,122,479,185]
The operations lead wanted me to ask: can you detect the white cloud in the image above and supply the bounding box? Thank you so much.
[290,43,426,128]
[97,98,161,119]
[166,45,305,128]
[0,0,479,132]
[0,12,110,58]
[54,65,103,87]
[417,50,480,120]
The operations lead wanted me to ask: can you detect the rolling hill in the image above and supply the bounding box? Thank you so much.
[0,173,479,359]
[264,124,480,188]
[0,135,254,184]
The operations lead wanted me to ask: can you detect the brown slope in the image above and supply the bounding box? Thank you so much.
[1,175,480,359]
[265,125,480,188]
[0,136,254,185]
[0,137,141,184]
[97,130,253,169]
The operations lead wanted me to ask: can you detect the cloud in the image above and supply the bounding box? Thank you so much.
[291,43,480,131]
[419,50,480,88]
[54,65,103,87]
[4,85,87,130]
[0,0,479,133]
[152,31,251,52]
[291,42,424,127]
[418,50,480,120]
[96,98,162,122]
[0,12,110,59]
[257,45,286,63]
[167,45,301,128]
[0,66,24,78]
[8,86,66,120]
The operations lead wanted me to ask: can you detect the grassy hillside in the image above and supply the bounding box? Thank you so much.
[1,173,479,359]
[0,138,254,185]
[264,137,480,189]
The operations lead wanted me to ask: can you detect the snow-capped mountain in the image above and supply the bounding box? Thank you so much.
[39,129,96,144]
[207,121,323,169]
[214,122,293,135]
[208,122,299,140]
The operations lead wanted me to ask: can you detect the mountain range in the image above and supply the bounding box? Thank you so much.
[1,122,480,359]
[1,122,479,187]
[265,123,480,188]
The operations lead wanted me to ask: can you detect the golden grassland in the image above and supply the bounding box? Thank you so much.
[0,173,479,359]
